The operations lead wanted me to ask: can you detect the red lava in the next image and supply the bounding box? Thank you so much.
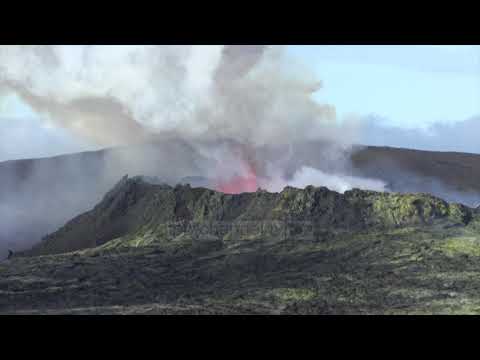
[216,163,258,194]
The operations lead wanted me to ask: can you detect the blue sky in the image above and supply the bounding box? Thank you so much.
[288,45,480,129]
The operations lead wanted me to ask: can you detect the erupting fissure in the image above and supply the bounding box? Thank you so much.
[216,162,258,194]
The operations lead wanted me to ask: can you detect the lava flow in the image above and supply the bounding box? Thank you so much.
[216,162,258,194]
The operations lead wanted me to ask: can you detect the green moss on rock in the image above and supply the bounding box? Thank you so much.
[21,176,476,257]
[436,237,480,257]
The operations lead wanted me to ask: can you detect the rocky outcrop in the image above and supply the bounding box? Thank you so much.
[3,141,480,258]
[22,176,475,257]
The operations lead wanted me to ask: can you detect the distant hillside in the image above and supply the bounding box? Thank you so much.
[351,145,480,204]
[274,142,480,205]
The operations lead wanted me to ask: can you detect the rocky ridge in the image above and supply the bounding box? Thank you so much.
[21,175,474,257]
[3,176,480,314]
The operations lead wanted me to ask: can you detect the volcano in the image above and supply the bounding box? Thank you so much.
[2,140,480,260]
[3,175,480,314]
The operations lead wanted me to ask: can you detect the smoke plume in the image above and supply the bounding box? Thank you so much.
[0,45,371,190]
[0,46,334,144]
[0,45,388,257]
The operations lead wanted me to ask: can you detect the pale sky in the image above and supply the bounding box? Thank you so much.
[287,45,480,129]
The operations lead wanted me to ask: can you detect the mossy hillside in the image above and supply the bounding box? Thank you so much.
[434,236,480,257]
[3,179,480,314]
[4,220,480,314]
[3,180,480,314]
[347,190,469,228]
[23,176,475,257]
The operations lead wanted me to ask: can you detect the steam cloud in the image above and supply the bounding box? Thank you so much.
[0,45,388,257]
[0,46,335,145]
[286,166,386,193]
[0,45,374,188]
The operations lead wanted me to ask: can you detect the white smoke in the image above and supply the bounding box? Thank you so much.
[0,45,387,193]
[0,45,371,188]
[0,46,339,146]
[0,45,424,258]
[286,166,387,193]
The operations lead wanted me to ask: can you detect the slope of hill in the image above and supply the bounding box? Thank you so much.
[351,145,480,205]
[2,177,480,314]
[20,175,474,256]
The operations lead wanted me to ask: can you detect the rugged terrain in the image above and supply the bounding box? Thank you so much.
[2,141,480,259]
[2,176,480,314]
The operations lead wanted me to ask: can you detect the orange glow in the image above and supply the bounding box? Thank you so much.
[216,163,258,194]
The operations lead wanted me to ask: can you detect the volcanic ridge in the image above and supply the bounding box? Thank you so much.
[3,175,480,314]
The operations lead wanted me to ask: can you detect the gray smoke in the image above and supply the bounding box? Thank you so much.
[0,45,373,185]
